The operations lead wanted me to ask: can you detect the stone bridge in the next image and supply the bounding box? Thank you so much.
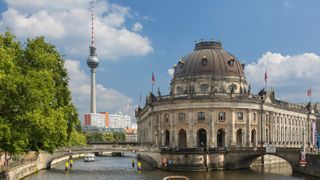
[4,145,315,180]
[46,144,145,168]
[156,147,302,171]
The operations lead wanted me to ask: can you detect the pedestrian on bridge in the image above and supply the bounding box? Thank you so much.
[132,159,135,168]
[70,159,73,168]
[137,161,142,171]
[65,161,69,171]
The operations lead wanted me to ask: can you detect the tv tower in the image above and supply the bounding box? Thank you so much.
[87,0,99,113]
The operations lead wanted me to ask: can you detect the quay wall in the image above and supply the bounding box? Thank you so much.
[4,152,84,180]
[297,154,320,177]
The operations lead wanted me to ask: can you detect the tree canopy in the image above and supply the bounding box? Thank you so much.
[0,32,85,154]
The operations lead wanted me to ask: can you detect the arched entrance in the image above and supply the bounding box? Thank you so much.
[178,129,187,148]
[197,128,207,147]
[217,128,225,147]
[165,130,170,146]
[236,129,243,147]
[251,129,256,147]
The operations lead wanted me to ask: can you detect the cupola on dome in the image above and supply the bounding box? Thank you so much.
[173,41,244,79]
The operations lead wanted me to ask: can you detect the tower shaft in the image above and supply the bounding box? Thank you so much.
[90,68,97,113]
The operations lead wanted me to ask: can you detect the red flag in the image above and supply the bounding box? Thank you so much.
[307,88,312,96]
[152,72,155,85]
[264,71,268,83]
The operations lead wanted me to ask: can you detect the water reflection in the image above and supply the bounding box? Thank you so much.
[25,153,318,180]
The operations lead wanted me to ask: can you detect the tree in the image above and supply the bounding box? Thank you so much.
[0,32,84,154]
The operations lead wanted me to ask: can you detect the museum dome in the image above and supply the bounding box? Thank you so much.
[173,41,245,79]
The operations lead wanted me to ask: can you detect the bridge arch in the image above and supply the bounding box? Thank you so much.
[226,148,300,171]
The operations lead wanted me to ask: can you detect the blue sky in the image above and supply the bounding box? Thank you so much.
[1,0,320,120]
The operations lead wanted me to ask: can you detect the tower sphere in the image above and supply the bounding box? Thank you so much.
[87,46,99,69]
[87,55,99,69]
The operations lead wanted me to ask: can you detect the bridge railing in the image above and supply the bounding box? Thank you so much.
[160,147,269,154]
[0,153,38,173]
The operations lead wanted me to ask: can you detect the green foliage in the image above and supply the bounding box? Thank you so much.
[0,31,82,154]
[68,130,87,146]
[85,132,126,143]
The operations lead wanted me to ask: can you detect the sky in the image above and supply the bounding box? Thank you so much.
[1,0,320,121]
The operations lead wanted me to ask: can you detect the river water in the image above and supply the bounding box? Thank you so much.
[24,153,318,180]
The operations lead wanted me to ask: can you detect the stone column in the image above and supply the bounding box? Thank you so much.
[170,112,175,148]
[209,109,214,148]
[150,115,153,144]
[188,110,194,148]
[230,109,236,147]
[247,109,251,147]
[211,109,216,147]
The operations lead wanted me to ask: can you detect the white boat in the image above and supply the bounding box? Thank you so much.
[84,153,95,162]
[163,176,190,180]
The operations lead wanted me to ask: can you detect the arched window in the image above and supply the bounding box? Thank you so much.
[251,129,256,147]
[197,128,207,147]
[200,84,209,92]
[178,129,187,148]
[236,129,243,146]
[217,128,226,147]
[165,130,170,146]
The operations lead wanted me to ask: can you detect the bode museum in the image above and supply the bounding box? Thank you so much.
[136,40,320,153]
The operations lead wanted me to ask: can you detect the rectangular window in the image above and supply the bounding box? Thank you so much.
[179,113,185,122]
[218,112,226,121]
[237,112,244,121]
[198,112,205,121]
[165,114,169,122]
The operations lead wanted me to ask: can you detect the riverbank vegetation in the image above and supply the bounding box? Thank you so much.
[85,132,126,143]
[0,32,86,154]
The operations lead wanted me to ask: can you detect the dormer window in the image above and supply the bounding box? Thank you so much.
[201,56,208,66]
[228,58,235,66]
[200,84,209,92]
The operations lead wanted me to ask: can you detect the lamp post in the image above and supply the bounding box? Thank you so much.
[225,129,228,149]
[155,131,158,147]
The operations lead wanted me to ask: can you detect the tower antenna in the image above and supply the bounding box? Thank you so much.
[91,0,95,47]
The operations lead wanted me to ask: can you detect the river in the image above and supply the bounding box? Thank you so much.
[24,153,318,180]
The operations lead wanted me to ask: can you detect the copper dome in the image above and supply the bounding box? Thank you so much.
[174,41,245,79]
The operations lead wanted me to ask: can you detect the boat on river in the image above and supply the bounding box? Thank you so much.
[163,176,190,180]
[84,153,95,162]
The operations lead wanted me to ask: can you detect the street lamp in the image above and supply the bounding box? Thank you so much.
[258,89,266,147]
[155,130,158,147]
[225,129,228,149]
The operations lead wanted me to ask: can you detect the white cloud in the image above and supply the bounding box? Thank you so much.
[168,68,174,78]
[0,0,152,120]
[1,0,153,60]
[64,59,135,119]
[132,22,143,32]
[1,8,64,38]
[245,52,320,103]
[5,0,87,12]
